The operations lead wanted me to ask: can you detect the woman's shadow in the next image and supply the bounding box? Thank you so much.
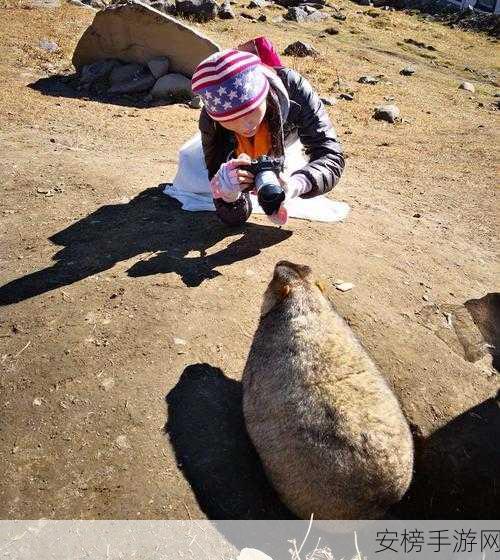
[165,363,293,521]
[0,187,292,306]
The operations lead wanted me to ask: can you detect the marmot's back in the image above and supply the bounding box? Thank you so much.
[243,261,414,520]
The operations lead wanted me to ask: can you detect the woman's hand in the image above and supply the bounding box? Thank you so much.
[210,154,254,203]
[267,173,312,226]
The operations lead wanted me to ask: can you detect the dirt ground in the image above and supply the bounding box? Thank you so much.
[0,1,498,521]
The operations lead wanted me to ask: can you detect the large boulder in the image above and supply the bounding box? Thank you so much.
[72,0,219,76]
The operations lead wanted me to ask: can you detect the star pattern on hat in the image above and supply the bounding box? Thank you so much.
[203,74,261,115]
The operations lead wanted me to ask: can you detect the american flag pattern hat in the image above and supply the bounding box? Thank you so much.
[191,49,270,122]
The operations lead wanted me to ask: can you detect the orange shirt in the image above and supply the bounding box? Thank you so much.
[235,120,272,159]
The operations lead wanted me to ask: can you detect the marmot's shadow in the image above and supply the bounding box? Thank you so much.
[165,363,293,520]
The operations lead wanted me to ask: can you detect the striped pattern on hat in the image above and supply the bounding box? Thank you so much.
[191,49,269,122]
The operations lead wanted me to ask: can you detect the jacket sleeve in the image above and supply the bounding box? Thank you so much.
[284,69,345,198]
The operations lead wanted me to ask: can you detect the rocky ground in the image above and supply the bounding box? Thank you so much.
[0,0,498,522]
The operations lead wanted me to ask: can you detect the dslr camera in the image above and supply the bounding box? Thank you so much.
[242,155,285,216]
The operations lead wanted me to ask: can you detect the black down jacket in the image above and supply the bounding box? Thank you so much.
[198,67,345,226]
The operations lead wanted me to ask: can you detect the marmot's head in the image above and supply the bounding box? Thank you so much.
[260,260,328,317]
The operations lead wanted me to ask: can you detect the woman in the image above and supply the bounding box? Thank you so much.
[192,43,345,226]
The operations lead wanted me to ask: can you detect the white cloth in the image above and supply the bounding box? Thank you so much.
[164,133,350,223]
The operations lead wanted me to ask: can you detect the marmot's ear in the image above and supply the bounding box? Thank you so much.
[280,284,291,299]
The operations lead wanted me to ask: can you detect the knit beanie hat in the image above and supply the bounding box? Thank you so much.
[191,49,269,122]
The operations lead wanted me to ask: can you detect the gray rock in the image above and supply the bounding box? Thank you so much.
[301,4,316,12]
[320,96,337,106]
[175,0,217,21]
[147,0,176,13]
[305,10,328,21]
[284,7,308,21]
[109,63,144,85]
[257,13,267,21]
[79,59,120,88]
[151,73,192,99]
[373,104,400,123]
[189,95,203,109]
[218,0,235,18]
[248,0,265,7]
[108,71,156,94]
[459,81,475,93]
[339,92,353,101]
[240,12,256,19]
[39,38,59,52]
[283,41,319,58]
[400,65,416,76]
[332,12,346,21]
[148,56,170,78]
[356,0,372,4]
[275,0,324,6]
[358,75,379,84]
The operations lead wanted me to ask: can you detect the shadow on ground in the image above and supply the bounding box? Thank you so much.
[167,365,499,523]
[165,363,293,521]
[393,389,500,519]
[28,74,160,109]
[0,187,292,306]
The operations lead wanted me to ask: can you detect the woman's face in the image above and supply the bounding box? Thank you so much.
[218,99,267,137]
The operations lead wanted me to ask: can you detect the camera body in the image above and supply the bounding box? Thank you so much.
[242,155,285,216]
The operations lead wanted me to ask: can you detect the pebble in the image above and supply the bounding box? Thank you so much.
[459,81,475,93]
[33,398,43,406]
[334,281,354,292]
[400,66,416,76]
[115,435,130,450]
[339,93,354,101]
[99,377,115,392]
[283,41,319,58]
[358,75,379,85]
[324,26,339,35]
[39,38,59,52]
[173,337,187,345]
[373,104,400,123]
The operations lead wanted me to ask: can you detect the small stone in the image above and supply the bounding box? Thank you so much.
[334,281,354,292]
[339,93,353,101]
[358,75,379,85]
[459,81,475,93]
[218,0,235,18]
[283,41,319,58]
[151,73,192,100]
[373,104,400,123]
[400,65,416,76]
[147,56,170,79]
[284,7,308,22]
[240,12,256,19]
[173,337,187,345]
[321,96,337,106]
[189,96,203,109]
[109,63,144,85]
[115,435,130,450]
[39,38,59,53]
[324,26,339,35]
[175,0,218,22]
[413,212,421,218]
[247,0,265,7]
[332,12,346,21]
[108,72,156,95]
[257,14,267,21]
[422,294,429,302]
[33,398,43,406]
[99,377,115,392]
